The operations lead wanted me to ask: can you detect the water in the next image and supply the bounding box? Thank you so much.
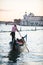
[0,24,43,65]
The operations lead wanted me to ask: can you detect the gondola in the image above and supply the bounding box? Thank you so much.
[10,36,26,52]
[9,35,29,62]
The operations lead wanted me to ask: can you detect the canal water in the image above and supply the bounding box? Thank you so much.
[0,24,43,65]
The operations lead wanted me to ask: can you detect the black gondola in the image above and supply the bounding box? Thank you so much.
[10,37,25,52]
[9,37,25,62]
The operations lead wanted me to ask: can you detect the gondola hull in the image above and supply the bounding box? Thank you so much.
[10,41,28,53]
[9,37,25,53]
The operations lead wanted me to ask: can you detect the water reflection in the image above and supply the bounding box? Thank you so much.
[8,48,20,63]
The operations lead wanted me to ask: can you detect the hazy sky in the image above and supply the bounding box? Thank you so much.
[0,0,43,21]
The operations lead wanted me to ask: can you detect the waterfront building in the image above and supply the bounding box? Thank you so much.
[14,12,43,26]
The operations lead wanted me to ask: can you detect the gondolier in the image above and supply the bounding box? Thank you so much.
[10,24,19,41]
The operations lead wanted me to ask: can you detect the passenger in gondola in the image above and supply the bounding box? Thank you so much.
[16,37,25,46]
[10,24,19,41]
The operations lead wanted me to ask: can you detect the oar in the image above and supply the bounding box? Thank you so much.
[18,31,29,52]
[18,31,22,38]
[24,41,29,52]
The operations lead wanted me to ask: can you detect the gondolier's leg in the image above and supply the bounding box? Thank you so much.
[12,32,15,41]
[10,32,15,41]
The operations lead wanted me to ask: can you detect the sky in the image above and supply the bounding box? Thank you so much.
[0,0,43,21]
